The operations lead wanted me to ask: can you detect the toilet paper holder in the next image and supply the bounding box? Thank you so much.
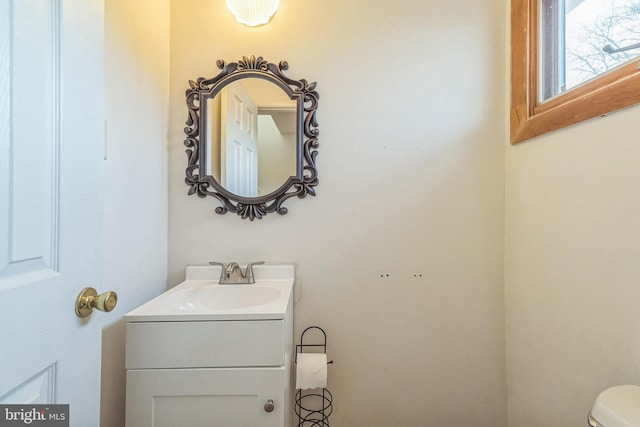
[295,326,334,364]
[295,326,333,427]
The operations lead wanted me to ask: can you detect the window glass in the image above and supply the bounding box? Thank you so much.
[539,0,640,102]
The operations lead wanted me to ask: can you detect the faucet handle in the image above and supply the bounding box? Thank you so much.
[208,261,227,268]
[208,261,227,282]
[245,261,265,284]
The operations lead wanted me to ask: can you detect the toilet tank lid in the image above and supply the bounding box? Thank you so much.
[591,385,640,427]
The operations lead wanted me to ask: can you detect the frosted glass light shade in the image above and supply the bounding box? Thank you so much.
[226,0,280,27]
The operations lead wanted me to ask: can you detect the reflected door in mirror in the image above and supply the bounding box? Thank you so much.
[223,83,258,197]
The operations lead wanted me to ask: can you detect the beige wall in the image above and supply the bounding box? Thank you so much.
[168,0,507,425]
[102,0,170,425]
[505,104,640,425]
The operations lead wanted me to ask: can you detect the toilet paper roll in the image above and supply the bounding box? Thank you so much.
[295,353,327,390]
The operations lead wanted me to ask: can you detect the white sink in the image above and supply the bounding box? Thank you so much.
[164,285,282,311]
[125,264,295,321]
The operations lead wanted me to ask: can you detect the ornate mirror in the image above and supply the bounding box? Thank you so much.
[183,56,319,220]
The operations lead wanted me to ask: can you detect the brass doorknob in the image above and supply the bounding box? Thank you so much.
[75,287,118,318]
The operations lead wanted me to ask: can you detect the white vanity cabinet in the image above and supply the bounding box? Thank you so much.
[124,265,294,427]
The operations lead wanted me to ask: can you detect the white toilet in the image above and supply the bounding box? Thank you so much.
[589,385,640,427]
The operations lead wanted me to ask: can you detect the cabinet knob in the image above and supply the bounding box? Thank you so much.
[264,399,275,413]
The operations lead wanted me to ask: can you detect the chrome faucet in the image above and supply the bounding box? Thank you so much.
[209,261,265,284]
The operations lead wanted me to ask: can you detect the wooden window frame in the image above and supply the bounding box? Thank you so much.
[510,0,640,144]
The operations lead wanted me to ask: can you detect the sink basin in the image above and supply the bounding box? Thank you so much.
[163,285,281,311]
[125,263,294,321]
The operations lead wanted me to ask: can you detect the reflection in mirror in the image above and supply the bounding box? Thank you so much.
[205,78,297,197]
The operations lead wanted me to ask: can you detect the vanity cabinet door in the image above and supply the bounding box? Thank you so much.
[125,367,286,427]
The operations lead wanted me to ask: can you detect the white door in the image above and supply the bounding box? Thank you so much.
[220,82,259,197]
[0,0,105,425]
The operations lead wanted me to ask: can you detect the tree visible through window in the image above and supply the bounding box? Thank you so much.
[540,0,640,101]
[565,0,640,92]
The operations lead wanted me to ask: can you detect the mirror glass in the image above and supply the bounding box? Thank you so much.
[205,78,297,197]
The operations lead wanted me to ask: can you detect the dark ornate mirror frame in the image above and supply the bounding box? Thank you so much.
[183,56,319,220]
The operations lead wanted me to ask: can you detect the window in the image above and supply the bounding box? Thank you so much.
[510,0,640,144]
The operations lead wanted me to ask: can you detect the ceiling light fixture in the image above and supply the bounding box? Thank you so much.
[226,0,280,27]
